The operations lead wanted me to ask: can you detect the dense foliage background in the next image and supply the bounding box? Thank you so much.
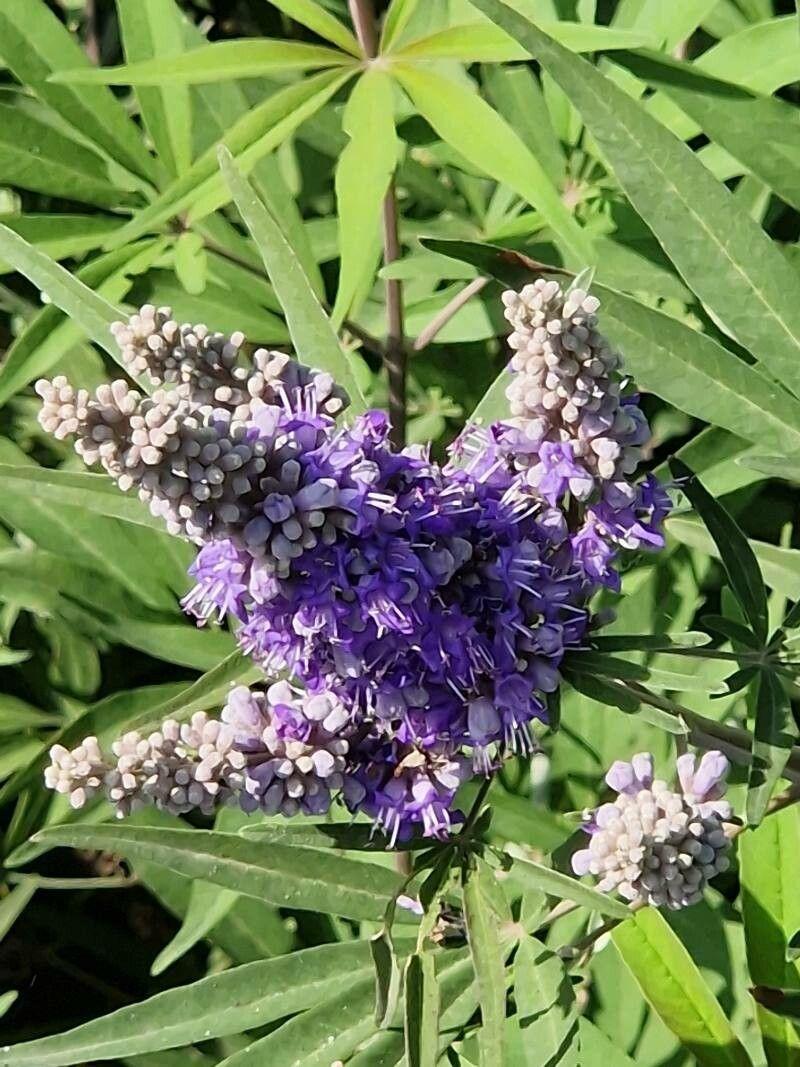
[1,0,800,1064]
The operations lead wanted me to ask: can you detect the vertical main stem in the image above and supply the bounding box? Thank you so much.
[348,0,407,447]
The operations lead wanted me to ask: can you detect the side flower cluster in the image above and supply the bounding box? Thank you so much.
[572,751,732,909]
[41,280,669,845]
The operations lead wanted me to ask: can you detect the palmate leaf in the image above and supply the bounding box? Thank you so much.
[740,805,800,1065]
[0,941,375,1066]
[219,147,368,412]
[332,69,399,327]
[391,64,592,268]
[381,0,421,50]
[51,39,354,85]
[107,70,350,247]
[466,0,800,397]
[0,0,156,183]
[29,824,409,923]
[423,239,800,460]
[117,0,192,179]
[150,879,237,977]
[612,908,753,1067]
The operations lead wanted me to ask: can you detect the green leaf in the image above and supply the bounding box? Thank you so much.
[0,467,165,533]
[463,861,508,1067]
[266,0,361,55]
[0,941,374,1066]
[740,805,800,1065]
[0,101,132,209]
[696,15,800,94]
[117,0,192,179]
[371,929,402,1029]
[150,880,237,976]
[332,69,398,326]
[504,845,631,919]
[577,1019,637,1067]
[51,39,354,85]
[670,458,768,643]
[0,696,59,734]
[0,214,122,274]
[109,70,349,248]
[612,908,752,1067]
[0,878,36,943]
[483,65,565,188]
[404,953,439,1067]
[0,0,156,182]
[215,974,378,1067]
[0,226,135,376]
[392,21,656,60]
[381,0,421,50]
[615,50,800,214]
[31,825,407,923]
[218,147,368,412]
[466,0,800,397]
[0,992,18,1022]
[748,669,797,826]
[391,64,592,268]
[513,936,579,1067]
[0,239,165,406]
[420,239,800,458]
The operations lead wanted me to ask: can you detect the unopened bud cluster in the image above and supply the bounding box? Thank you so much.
[46,712,246,818]
[572,752,732,909]
[501,279,649,490]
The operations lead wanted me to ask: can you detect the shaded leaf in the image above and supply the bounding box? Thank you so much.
[0,0,156,182]
[0,941,374,1066]
[670,458,768,642]
[513,936,578,1067]
[117,0,192,179]
[404,953,439,1067]
[748,669,797,826]
[371,929,402,1029]
[740,805,800,1064]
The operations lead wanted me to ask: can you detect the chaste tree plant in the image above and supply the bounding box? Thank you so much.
[0,1,799,1065]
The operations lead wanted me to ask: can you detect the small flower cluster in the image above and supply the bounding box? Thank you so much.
[41,280,669,846]
[572,751,732,909]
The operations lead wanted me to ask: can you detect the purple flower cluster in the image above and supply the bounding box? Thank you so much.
[40,284,669,842]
